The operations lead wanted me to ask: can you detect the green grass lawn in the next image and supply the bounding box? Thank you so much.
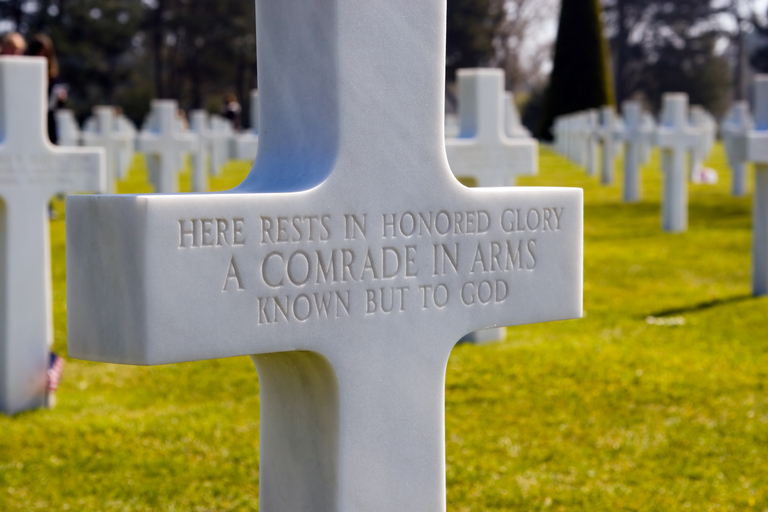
[2,145,767,511]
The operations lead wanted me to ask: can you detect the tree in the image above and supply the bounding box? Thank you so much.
[602,0,734,114]
[493,0,558,92]
[538,0,615,140]
[446,0,506,82]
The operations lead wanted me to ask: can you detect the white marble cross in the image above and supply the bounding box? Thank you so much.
[746,76,768,296]
[82,106,135,193]
[54,109,81,147]
[66,3,581,509]
[619,100,651,202]
[655,93,700,232]
[584,110,599,176]
[137,100,197,193]
[189,110,211,193]
[723,101,753,197]
[641,112,656,164]
[596,106,618,185]
[0,57,105,415]
[689,105,717,183]
[235,90,260,161]
[446,68,537,187]
[504,92,531,138]
[114,114,137,179]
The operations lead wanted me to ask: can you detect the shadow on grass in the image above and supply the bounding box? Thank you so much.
[644,293,755,318]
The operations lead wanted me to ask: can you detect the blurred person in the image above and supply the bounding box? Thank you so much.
[221,93,242,130]
[26,34,67,144]
[1,32,25,55]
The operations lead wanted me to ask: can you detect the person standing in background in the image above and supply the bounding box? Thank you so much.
[0,32,26,55]
[26,34,67,144]
[221,93,242,130]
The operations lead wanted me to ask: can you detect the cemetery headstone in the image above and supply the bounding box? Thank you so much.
[137,100,198,193]
[746,75,768,296]
[722,101,753,197]
[641,112,656,164]
[0,57,105,415]
[82,106,135,193]
[596,106,617,185]
[445,68,537,187]
[235,90,260,161]
[655,93,699,233]
[620,100,649,202]
[504,92,531,138]
[689,105,717,184]
[189,110,211,193]
[585,110,599,176]
[54,109,80,147]
[114,113,137,179]
[65,2,583,509]
[210,115,235,171]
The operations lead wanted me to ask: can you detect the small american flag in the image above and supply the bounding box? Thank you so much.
[48,353,65,392]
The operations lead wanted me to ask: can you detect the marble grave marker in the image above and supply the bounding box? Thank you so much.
[235,89,260,162]
[746,76,768,296]
[620,100,650,202]
[82,106,134,193]
[655,93,699,233]
[723,101,753,197]
[137,100,197,193]
[66,2,582,510]
[596,106,617,185]
[446,68,537,187]
[54,109,80,147]
[0,57,105,414]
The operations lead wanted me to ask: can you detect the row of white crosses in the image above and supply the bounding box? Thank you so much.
[65,1,583,509]
[54,94,260,194]
[0,57,107,414]
[553,104,655,199]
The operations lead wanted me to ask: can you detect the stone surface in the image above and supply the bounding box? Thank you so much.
[446,68,537,187]
[655,93,699,233]
[137,100,197,193]
[82,106,135,193]
[0,57,105,415]
[722,101,753,197]
[746,76,768,296]
[66,3,582,510]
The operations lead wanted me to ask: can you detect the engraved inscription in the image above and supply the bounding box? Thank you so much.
[175,206,569,325]
[0,153,101,190]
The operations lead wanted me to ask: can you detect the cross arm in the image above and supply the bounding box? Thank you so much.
[67,186,582,365]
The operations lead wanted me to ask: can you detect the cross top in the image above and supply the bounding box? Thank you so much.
[445,68,537,187]
[456,69,505,141]
[656,93,699,150]
[622,102,642,132]
[67,2,581,509]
